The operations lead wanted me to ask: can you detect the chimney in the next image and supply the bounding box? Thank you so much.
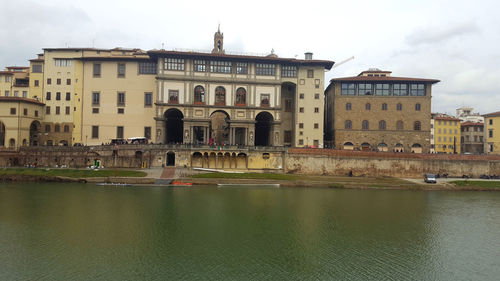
[304,52,313,60]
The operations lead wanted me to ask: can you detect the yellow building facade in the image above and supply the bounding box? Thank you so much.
[432,115,461,154]
[483,111,500,154]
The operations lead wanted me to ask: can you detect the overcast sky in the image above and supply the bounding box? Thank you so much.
[1,0,498,115]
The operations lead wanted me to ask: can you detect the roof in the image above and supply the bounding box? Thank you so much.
[7,66,29,69]
[0,71,14,75]
[330,76,440,83]
[434,116,461,121]
[483,111,500,117]
[74,56,152,62]
[0,96,45,106]
[43,47,143,52]
[358,69,392,76]
[29,59,44,62]
[147,50,335,70]
[461,121,484,126]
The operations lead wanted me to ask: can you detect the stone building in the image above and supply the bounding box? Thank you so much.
[325,69,439,153]
[460,122,484,154]
[148,29,334,147]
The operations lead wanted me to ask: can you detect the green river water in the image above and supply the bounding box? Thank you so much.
[1,183,499,280]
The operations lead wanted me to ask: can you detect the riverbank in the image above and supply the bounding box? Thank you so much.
[2,167,499,191]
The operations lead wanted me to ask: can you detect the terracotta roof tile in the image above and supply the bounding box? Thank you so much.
[483,111,500,117]
[0,96,45,106]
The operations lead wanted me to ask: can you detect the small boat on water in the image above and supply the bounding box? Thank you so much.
[172,180,193,186]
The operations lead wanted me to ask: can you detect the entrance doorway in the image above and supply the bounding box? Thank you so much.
[165,109,183,144]
[166,152,175,166]
[255,112,273,146]
[210,110,230,145]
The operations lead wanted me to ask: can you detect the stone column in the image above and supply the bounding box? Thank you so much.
[155,119,164,144]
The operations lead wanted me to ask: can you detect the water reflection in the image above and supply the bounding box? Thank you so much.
[0,184,499,280]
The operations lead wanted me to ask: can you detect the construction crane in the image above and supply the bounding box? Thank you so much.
[331,56,355,69]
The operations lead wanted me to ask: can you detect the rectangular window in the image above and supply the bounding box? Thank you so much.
[168,90,179,104]
[284,130,292,143]
[358,83,373,95]
[299,107,304,113]
[66,79,71,85]
[23,108,27,116]
[138,62,157,74]
[298,139,304,145]
[299,93,304,99]
[256,64,275,76]
[489,130,493,138]
[117,63,126,78]
[55,106,60,115]
[341,83,356,95]
[307,69,314,78]
[210,61,232,73]
[92,126,99,139]
[46,106,50,114]
[375,84,390,95]
[14,91,19,97]
[65,106,70,115]
[299,123,304,129]
[314,107,319,113]
[92,92,100,106]
[410,84,426,96]
[54,59,72,67]
[47,78,51,85]
[144,92,152,106]
[35,110,38,117]
[260,94,270,107]
[56,92,61,100]
[236,62,248,74]
[32,64,42,73]
[117,108,124,114]
[92,108,99,114]
[5,90,9,96]
[117,126,124,139]
[284,99,292,112]
[56,78,61,85]
[314,123,319,129]
[45,125,50,133]
[164,58,185,71]
[144,127,151,139]
[22,91,27,98]
[489,119,493,125]
[34,80,39,87]
[314,93,320,99]
[10,108,16,115]
[193,60,207,72]
[281,65,297,77]
[117,92,126,106]
[66,92,71,101]
[93,63,101,77]
[393,84,408,96]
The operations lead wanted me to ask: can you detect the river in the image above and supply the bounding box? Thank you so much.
[1,183,499,280]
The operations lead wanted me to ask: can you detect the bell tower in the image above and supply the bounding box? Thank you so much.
[212,25,225,54]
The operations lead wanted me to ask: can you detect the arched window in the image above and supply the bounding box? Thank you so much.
[9,138,15,147]
[215,86,225,105]
[362,120,369,130]
[365,103,371,110]
[397,103,402,111]
[382,103,388,110]
[235,87,246,106]
[64,125,69,133]
[414,121,421,131]
[415,103,421,111]
[346,103,352,110]
[396,120,404,130]
[55,125,60,132]
[345,120,352,129]
[379,120,386,130]
[194,85,205,104]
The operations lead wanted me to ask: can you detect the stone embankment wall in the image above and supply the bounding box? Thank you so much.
[287,148,500,178]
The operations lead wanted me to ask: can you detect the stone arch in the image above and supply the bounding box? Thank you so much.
[236,152,247,169]
[411,143,423,154]
[255,111,274,146]
[210,110,230,145]
[235,87,247,106]
[9,138,15,148]
[343,142,354,150]
[29,121,41,146]
[164,108,184,144]
[361,142,371,151]
[394,143,404,152]
[194,85,206,104]
[377,143,388,152]
[192,152,203,168]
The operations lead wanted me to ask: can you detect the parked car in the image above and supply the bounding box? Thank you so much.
[424,173,437,183]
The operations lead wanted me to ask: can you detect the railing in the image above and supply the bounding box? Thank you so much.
[18,144,287,152]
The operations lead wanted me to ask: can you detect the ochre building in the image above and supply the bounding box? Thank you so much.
[432,114,461,154]
[484,111,500,154]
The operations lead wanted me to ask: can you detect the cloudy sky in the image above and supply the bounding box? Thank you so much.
[1,0,498,115]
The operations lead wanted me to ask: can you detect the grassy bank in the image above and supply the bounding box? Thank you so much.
[0,168,147,178]
[450,180,500,189]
